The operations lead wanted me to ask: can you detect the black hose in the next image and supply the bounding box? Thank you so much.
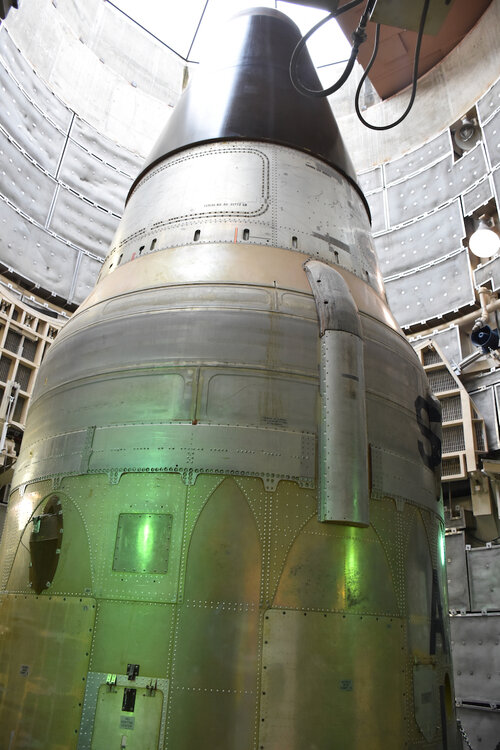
[354,0,430,130]
[289,0,373,98]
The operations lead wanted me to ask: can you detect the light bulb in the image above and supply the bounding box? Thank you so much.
[469,217,500,258]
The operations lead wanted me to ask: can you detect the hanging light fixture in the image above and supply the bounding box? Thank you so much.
[469,214,500,259]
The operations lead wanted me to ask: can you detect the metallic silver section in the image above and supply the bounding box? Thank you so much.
[386,145,487,226]
[0,126,57,223]
[474,254,500,293]
[384,131,452,185]
[483,107,500,170]
[370,444,437,511]
[445,531,470,613]
[58,139,132,216]
[478,76,500,125]
[462,176,493,216]
[104,143,381,295]
[0,195,78,298]
[450,613,500,704]
[305,261,368,525]
[385,250,475,327]
[319,330,368,525]
[78,672,169,750]
[304,260,362,337]
[259,609,405,749]
[357,166,383,194]
[467,545,500,612]
[14,423,315,492]
[413,664,439,742]
[374,200,465,277]
[48,185,120,259]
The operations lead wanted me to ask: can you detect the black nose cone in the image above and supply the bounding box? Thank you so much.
[129,7,365,212]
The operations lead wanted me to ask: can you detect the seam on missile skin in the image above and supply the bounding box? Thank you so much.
[268,510,316,607]
[305,161,342,185]
[131,145,270,201]
[183,599,257,611]
[174,686,255,694]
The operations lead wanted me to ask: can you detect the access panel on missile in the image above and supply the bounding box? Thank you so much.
[0,8,458,749]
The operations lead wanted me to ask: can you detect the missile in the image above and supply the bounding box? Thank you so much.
[0,7,458,749]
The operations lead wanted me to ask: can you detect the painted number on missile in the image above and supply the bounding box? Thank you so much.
[415,395,442,471]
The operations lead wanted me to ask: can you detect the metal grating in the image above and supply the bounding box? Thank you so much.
[441,395,462,422]
[21,337,37,362]
[0,355,11,381]
[422,348,442,365]
[474,421,486,452]
[442,424,465,453]
[12,394,24,422]
[15,363,31,391]
[442,456,461,477]
[427,368,457,393]
[4,329,21,354]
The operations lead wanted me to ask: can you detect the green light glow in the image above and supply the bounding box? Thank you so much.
[439,530,446,567]
[138,517,154,565]
[344,537,361,607]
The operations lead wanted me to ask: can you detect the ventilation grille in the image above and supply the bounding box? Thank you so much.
[442,456,461,477]
[441,395,462,422]
[22,338,37,362]
[427,369,457,393]
[423,348,442,366]
[16,364,32,392]
[442,425,465,453]
[474,421,486,452]
[0,356,11,382]
[13,395,25,423]
[4,329,22,354]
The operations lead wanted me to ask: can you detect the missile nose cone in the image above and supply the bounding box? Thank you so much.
[129,7,365,211]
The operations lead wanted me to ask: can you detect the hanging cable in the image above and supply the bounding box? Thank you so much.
[289,0,375,98]
[354,0,430,130]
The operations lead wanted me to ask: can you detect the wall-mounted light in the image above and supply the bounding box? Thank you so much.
[469,215,500,259]
[454,116,480,152]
